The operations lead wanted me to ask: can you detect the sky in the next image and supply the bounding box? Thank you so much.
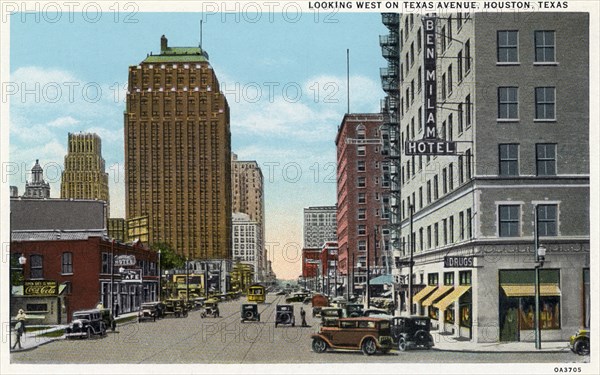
[7,5,388,280]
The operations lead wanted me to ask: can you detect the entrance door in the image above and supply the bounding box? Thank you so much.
[500,300,519,342]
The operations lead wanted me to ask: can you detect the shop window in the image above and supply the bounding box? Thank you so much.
[427,273,439,285]
[445,306,455,324]
[429,307,439,320]
[26,303,48,313]
[519,296,561,330]
[459,271,472,285]
[444,272,454,286]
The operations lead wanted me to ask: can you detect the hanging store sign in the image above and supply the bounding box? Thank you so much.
[24,280,58,296]
[121,268,143,283]
[406,15,457,156]
[114,254,136,266]
[444,256,474,268]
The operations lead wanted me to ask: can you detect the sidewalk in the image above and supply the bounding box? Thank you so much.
[430,331,571,353]
[9,312,139,353]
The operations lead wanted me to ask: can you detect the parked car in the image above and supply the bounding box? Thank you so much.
[285,292,310,304]
[569,329,590,355]
[330,297,348,310]
[345,303,364,317]
[65,309,107,339]
[363,308,392,318]
[240,304,261,322]
[320,307,343,327]
[390,316,434,351]
[99,307,117,331]
[201,301,220,318]
[311,294,330,317]
[138,302,164,322]
[311,317,393,356]
[275,304,295,327]
[163,298,188,318]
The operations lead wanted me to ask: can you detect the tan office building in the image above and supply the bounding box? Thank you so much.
[125,35,232,260]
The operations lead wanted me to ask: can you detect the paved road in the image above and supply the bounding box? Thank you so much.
[11,294,589,365]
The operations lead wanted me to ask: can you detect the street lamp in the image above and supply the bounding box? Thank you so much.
[534,204,547,350]
[19,254,27,281]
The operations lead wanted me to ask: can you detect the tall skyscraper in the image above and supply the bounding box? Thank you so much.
[23,159,50,198]
[231,153,265,279]
[60,132,110,215]
[125,35,232,260]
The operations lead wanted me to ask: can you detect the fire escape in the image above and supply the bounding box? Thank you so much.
[380,13,402,278]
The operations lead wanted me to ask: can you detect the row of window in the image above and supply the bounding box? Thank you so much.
[499,204,558,237]
[499,143,557,176]
[498,86,556,121]
[404,209,473,254]
[498,30,556,64]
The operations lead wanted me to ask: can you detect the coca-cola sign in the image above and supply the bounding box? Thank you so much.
[24,280,58,296]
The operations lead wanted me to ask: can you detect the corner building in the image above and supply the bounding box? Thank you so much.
[125,35,232,260]
[384,13,589,343]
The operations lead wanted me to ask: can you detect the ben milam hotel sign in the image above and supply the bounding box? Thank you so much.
[406,15,457,156]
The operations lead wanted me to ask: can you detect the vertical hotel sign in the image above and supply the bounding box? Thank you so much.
[406,15,456,156]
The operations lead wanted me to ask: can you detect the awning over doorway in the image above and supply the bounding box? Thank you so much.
[412,285,437,304]
[501,283,561,297]
[422,285,453,306]
[433,285,471,311]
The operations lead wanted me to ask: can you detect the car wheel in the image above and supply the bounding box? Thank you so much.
[244,311,254,320]
[415,330,428,343]
[574,339,590,356]
[398,337,407,351]
[361,338,377,356]
[312,338,328,353]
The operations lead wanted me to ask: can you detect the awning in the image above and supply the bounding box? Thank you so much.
[412,285,437,304]
[370,274,394,285]
[422,285,453,307]
[501,283,561,297]
[433,286,471,311]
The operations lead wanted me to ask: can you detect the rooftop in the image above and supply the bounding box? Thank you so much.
[142,35,209,63]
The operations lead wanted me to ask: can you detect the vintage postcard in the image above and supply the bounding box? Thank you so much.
[1,1,598,374]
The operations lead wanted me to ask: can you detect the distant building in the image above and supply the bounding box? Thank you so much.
[10,186,18,197]
[301,247,320,291]
[232,212,262,282]
[11,198,107,232]
[107,218,127,242]
[303,206,337,248]
[23,159,50,198]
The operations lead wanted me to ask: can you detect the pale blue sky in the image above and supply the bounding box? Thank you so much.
[9,10,387,279]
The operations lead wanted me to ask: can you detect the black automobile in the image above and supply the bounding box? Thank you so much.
[99,307,117,331]
[275,304,295,327]
[138,302,164,322]
[285,292,310,304]
[390,316,434,351]
[241,304,261,322]
[569,329,590,355]
[345,303,364,317]
[65,309,107,339]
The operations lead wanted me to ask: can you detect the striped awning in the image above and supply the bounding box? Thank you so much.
[422,285,453,307]
[501,284,561,297]
[412,285,437,304]
[433,286,471,311]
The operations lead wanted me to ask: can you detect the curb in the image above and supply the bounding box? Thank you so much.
[431,346,572,354]
[10,337,61,353]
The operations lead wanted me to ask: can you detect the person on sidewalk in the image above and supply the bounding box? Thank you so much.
[12,321,24,350]
[16,309,27,333]
[300,307,308,327]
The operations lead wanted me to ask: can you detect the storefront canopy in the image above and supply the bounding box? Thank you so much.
[433,285,471,311]
[501,283,561,297]
[370,274,393,285]
[422,285,453,307]
[412,285,437,304]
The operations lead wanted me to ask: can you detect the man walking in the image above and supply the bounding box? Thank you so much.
[300,307,308,327]
[12,321,24,350]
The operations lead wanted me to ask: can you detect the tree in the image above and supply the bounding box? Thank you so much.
[151,242,184,271]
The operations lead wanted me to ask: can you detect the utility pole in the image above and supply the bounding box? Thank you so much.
[409,205,414,315]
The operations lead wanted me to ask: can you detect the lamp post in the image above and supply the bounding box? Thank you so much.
[186,258,190,303]
[408,204,414,315]
[534,205,547,350]
[110,239,115,316]
[19,254,27,281]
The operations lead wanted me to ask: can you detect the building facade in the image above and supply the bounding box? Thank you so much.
[125,35,232,260]
[60,132,110,216]
[23,159,50,198]
[303,206,337,248]
[335,114,391,296]
[231,153,266,280]
[382,12,589,343]
[232,212,262,283]
[319,241,339,296]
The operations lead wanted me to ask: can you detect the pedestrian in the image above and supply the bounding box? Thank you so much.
[115,302,120,317]
[300,307,308,327]
[16,309,27,333]
[12,320,24,350]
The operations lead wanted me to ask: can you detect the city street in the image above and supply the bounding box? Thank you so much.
[11,294,588,365]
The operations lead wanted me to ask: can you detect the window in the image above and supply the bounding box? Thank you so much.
[465,39,471,72]
[449,216,455,243]
[427,180,432,204]
[537,204,557,236]
[357,177,366,188]
[499,144,519,176]
[448,114,453,141]
[102,252,110,274]
[358,225,366,235]
[447,65,453,96]
[458,155,464,184]
[459,212,465,240]
[465,95,472,127]
[419,187,423,209]
[357,160,366,172]
[467,208,472,239]
[536,143,557,176]
[358,208,366,220]
[357,146,365,156]
[358,192,366,204]
[442,168,448,194]
[441,26,447,52]
[418,67,422,92]
[427,226,432,249]
[444,271,454,285]
[458,50,463,82]
[417,28,422,51]
[497,31,519,63]
[466,149,472,180]
[410,42,415,66]
[458,103,464,133]
[433,175,439,200]
[30,254,43,279]
[535,87,556,120]
[498,87,519,120]
[535,31,555,63]
[358,240,367,251]
[441,73,446,100]
[447,16,453,47]
[499,205,520,237]
[428,273,439,286]
[449,163,454,190]
[62,252,73,274]
[434,223,439,247]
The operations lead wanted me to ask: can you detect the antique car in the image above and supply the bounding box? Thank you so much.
[363,308,392,318]
[311,317,393,355]
[99,307,117,331]
[163,298,188,318]
[275,304,295,327]
[345,303,364,317]
[390,316,434,351]
[285,292,310,304]
[201,301,220,318]
[311,294,330,317]
[240,304,261,322]
[320,307,343,327]
[330,297,348,310]
[65,309,107,339]
[569,329,590,355]
[138,302,164,322]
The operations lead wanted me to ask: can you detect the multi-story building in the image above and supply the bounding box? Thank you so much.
[319,241,339,296]
[335,114,391,297]
[303,206,337,248]
[124,35,232,260]
[381,12,589,344]
[232,212,262,283]
[231,153,265,280]
[60,132,110,216]
[301,247,321,291]
[23,159,50,198]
